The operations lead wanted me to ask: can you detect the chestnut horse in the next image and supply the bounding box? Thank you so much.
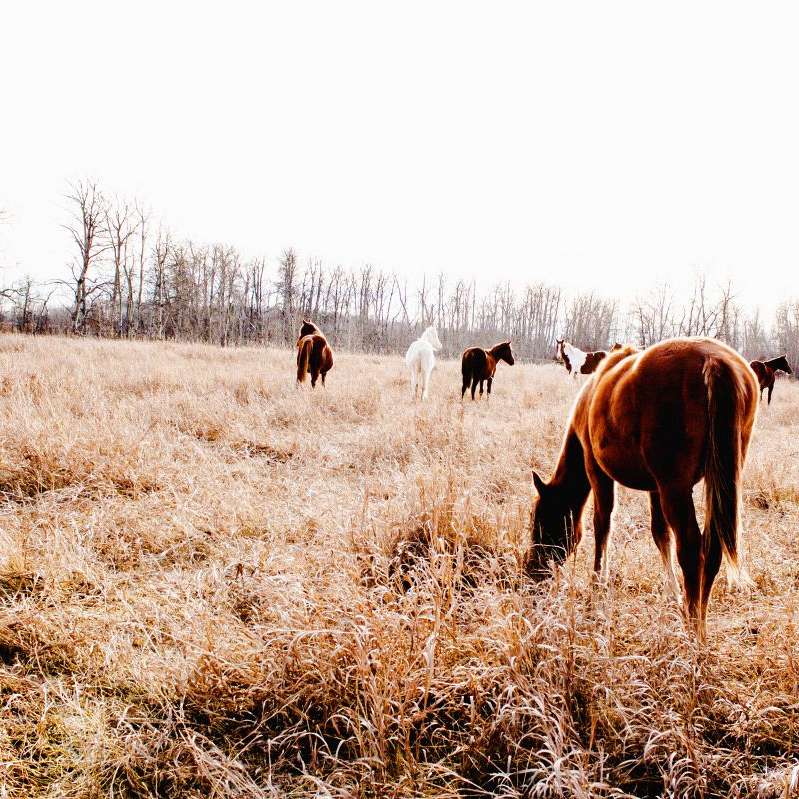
[749,355,792,405]
[296,320,333,387]
[555,339,615,376]
[529,338,758,638]
[461,341,514,400]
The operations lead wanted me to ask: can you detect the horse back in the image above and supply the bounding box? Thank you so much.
[579,339,757,490]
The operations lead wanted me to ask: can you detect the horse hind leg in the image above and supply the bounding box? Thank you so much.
[470,376,478,400]
[649,492,681,603]
[767,384,773,405]
[700,520,723,633]
[486,377,493,401]
[421,366,431,400]
[659,487,705,637]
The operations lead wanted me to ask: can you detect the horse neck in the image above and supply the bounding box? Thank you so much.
[489,344,507,361]
[550,426,591,513]
[565,343,585,360]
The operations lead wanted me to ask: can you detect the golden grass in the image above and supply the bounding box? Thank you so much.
[0,334,798,797]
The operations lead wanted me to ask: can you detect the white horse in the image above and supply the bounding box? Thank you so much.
[405,325,442,400]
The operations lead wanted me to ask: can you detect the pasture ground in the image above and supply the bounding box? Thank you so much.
[0,335,798,798]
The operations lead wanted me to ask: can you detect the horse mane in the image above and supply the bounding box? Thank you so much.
[563,341,586,359]
[420,326,441,349]
[489,340,512,358]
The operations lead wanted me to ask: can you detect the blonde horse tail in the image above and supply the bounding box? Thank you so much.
[703,355,746,578]
[297,337,311,383]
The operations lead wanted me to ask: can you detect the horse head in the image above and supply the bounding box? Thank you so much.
[527,470,582,580]
[770,355,793,375]
[298,319,319,340]
[423,326,442,351]
[554,339,565,362]
[494,340,515,365]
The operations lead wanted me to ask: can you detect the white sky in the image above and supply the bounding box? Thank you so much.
[1,1,798,311]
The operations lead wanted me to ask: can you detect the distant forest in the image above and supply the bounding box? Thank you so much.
[2,179,798,365]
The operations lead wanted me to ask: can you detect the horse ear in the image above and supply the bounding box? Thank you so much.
[532,471,547,496]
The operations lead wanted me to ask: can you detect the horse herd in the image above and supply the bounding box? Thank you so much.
[296,319,793,639]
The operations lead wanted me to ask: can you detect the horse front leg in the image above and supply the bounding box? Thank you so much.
[588,468,615,582]
[649,491,681,603]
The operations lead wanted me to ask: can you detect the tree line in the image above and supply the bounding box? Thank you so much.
[0,179,796,363]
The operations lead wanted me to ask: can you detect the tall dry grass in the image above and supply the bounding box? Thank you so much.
[0,334,797,798]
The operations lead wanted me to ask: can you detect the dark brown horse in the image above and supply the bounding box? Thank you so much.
[529,338,758,638]
[461,341,514,400]
[296,320,333,387]
[749,355,792,405]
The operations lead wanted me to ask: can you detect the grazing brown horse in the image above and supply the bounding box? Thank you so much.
[555,339,612,376]
[749,355,792,405]
[461,341,514,400]
[296,320,333,387]
[529,337,758,638]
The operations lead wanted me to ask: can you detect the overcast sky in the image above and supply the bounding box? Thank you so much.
[1,1,798,310]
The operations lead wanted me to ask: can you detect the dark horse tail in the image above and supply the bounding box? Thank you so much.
[297,337,312,383]
[461,353,471,382]
[703,355,747,577]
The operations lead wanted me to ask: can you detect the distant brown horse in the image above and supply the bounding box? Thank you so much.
[461,341,514,400]
[555,339,616,376]
[749,355,792,405]
[529,337,758,638]
[296,320,333,387]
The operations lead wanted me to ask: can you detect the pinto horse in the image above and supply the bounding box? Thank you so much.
[296,320,333,387]
[749,355,792,405]
[529,338,758,638]
[555,339,610,376]
[461,341,514,400]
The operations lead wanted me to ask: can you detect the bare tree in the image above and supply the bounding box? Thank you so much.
[63,180,110,333]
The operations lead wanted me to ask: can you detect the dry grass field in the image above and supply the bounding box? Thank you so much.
[1,334,798,798]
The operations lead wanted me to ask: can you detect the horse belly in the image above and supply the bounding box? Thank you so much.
[592,438,656,491]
